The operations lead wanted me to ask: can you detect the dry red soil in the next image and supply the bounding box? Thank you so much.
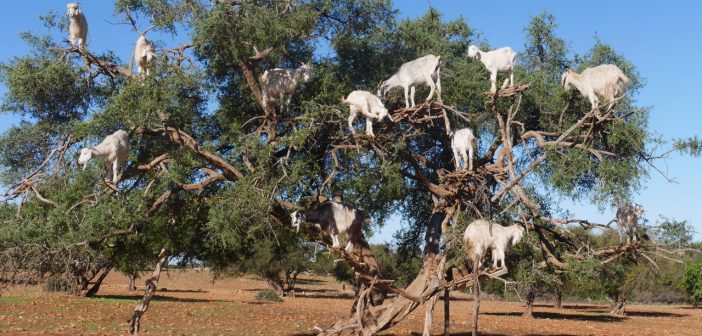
[1,269,700,335]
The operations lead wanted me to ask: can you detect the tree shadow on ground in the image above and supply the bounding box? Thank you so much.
[295,278,325,284]
[159,288,208,293]
[91,294,212,303]
[586,310,688,318]
[482,311,626,322]
[291,292,354,300]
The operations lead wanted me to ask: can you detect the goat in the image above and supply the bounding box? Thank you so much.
[77,130,129,185]
[67,3,88,50]
[612,203,644,243]
[290,202,367,252]
[467,45,517,93]
[377,54,441,108]
[260,62,312,113]
[561,64,630,111]
[341,90,390,137]
[130,35,156,77]
[463,219,524,270]
[451,128,476,171]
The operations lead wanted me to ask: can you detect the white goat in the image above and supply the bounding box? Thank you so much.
[463,219,524,270]
[561,64,630,111]
[341,90,390,137]
[290,202,367,252]
[613,203,644,243]
[260,62,312,113]
[451,128,476,171]
[467,45,517,93]
[377,54,441,108]
[67,3,88,50]
[131,35,156,77]
[77,130,129,184]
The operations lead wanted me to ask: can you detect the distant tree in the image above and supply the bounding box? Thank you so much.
[679,258,702,307]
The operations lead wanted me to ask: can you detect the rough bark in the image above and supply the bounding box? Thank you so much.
[128,248,169,335]
[319,213,445,336]
[610,296,627,316]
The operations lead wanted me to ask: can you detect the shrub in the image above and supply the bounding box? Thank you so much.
[255,289,283,302]
[678,258,702,307]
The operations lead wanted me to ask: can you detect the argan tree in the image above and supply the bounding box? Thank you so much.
[0,2,699,336]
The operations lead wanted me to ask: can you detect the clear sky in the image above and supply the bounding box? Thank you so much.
[0,1,700,241]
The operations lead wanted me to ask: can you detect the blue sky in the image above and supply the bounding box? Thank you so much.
[0,1,700,241]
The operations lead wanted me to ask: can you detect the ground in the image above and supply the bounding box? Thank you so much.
[0,270,700,335]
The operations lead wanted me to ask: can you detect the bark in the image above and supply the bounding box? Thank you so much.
[128,248,169,335]
[523,284,536,318]
[610,296,627,316]
[84,267,111,297]
[128,273,137,291]
[553,286,562,309]
[471,256,480,336]
[443,288,450,336]
[319,213,445,336]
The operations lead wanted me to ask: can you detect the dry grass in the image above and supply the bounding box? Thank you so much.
[0,269,700,335]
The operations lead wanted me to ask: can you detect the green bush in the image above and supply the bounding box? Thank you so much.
[678,258,702,307]
[255,289,283,302]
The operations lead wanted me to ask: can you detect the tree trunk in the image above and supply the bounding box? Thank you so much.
[84,267,112,297]
[128,272,138,291]
[610,296,627,316]
[319,212,445,336]
[471,256,480,336]
[443,288,449,336]
[523,284,535,318]
[128,248,169,335]
[553,286,562,309]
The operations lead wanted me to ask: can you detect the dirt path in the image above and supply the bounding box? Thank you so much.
[0,270,699,335]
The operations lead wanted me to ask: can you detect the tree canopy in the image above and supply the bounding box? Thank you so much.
[0,1,699,335]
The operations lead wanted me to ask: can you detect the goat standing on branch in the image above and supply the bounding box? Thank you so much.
[77,130,129,185]
[451,128,476,171]
[467,45,516,93]
[67,3,88,50]
[259,62,312,113]
[612,203,644,243]
[290,202,367,252]
[342,90,390,137]
[463,219,524,270]
[130,35,156,77]
[378,54,442,108]
[561,64,630,111]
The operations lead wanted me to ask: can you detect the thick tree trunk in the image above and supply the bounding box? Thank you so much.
[128,272,138,291]
[319,212,445,336]
[128,248,169,335]
[610,296,627,316]
[84,267,111,297]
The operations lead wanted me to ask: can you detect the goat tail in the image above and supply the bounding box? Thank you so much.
[620,74,630,87]
[339,96,348,105]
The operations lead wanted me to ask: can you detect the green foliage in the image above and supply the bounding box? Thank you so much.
[678,258,702,307]
[255,289,283,302]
